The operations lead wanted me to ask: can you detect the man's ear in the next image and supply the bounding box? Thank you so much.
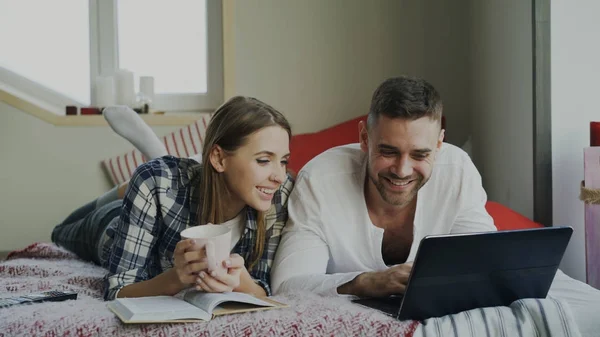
[437,128,445,150]
[209,145,226,173]
[359,120,369,152]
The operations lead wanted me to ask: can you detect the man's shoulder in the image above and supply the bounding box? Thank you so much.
[299,143,364,178]
[435,142,473,167]
[427,143,481,196]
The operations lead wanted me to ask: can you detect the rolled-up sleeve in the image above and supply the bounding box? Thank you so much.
[103,164,161,300]
[451,157,496,234]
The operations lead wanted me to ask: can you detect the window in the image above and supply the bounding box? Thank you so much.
[0,0,90,106]
[0,0,223,113]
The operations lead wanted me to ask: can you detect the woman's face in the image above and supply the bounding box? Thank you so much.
[214,125,290,217]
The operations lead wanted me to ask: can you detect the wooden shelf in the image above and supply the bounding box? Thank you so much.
[1,88,206,126]
[55,114,205,126]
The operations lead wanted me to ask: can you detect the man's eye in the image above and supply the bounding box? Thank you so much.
[413,154,428,160]
[380,151,396,157]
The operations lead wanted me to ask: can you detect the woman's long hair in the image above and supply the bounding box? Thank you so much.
[200,96,291,269]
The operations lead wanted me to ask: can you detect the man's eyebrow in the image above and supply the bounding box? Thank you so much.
[253,151,291,158]
[377,145,432,154]
[412,148,432,154]
[377,144,399,151]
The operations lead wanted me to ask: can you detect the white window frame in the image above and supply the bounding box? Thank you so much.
[1,0,223,113]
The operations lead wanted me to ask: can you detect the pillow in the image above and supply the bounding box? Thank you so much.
[102,115,211,185]
[485,201,544,231]
[288,115,367,174]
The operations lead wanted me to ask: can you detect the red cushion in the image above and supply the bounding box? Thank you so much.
[289,115,367,174]
[485,201,543,231]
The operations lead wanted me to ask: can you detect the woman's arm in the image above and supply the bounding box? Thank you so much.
[116,239,205,298]
[104,162,206,300]
[117,268,184,298]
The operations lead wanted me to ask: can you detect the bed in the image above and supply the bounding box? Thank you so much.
[1,116,587,336]
[0,243,419,336]
[0,243,582,337]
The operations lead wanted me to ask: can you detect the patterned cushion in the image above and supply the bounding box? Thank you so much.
[102,114,211,185]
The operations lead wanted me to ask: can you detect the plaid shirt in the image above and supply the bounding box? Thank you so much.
[102,156,293,300]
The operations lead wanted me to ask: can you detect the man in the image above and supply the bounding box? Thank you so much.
[271,76,600,337]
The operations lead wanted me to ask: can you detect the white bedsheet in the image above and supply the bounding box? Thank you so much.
[413,297,581,337]
[547,270,600,337]
[413,269,600,337]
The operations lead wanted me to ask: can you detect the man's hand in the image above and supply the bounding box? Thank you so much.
[338,262,413,298]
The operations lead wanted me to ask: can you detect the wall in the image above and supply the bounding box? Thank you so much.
[0,0,471,251]
[0,102,179,251]
[232,0,471,145]
[419,0,471,148]
[468,0,534,219]
[551,0,600,281]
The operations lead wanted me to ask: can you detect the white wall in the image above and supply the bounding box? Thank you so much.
[468,0,534,219]
[551,0,600,282]
[0,102,179,251]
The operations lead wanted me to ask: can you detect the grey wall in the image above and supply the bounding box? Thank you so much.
[469,0,534,219]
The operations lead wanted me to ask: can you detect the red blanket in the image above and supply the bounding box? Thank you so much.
[1,243,419,336]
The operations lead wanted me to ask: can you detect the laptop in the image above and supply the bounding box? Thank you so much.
[352,226,573,321]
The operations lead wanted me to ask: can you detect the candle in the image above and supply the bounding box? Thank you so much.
[95,75,116,108]
[139,76,154,101]
[591,122,600,147]
[94,76,115,107]
[115,69,135,107]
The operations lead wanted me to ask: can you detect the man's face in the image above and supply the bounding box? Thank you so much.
[360,115,444,208]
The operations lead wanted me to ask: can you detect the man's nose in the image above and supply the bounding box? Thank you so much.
[392,157,413,178]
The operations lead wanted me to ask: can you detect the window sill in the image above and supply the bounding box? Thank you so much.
[0,88,205,126]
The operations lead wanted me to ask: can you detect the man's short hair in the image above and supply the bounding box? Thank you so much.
[367,76,443,129]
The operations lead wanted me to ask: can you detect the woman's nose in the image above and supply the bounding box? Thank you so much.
[270,164,286,184]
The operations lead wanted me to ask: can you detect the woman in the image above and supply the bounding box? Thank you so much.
[51,96,293,300]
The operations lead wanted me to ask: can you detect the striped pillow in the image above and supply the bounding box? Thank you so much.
[102,114,211,185]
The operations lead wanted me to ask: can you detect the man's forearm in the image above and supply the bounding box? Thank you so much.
[337,273,364,297]
[276,272,363,296]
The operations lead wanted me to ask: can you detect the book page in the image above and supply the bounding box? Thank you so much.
[111,296,212,322]
[183,291,276,314]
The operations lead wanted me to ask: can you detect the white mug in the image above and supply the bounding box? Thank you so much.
[180,224,231,277]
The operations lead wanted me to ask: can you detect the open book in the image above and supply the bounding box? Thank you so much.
[107,291,287,323]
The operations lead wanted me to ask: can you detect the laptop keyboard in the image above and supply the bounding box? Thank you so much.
[352,295,404,317]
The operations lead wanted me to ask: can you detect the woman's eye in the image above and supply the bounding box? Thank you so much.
[256,159,270,164]
[281,160,289,166]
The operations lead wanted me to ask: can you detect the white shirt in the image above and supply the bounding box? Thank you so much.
[221,212,245,250]
[271,143,495,295]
